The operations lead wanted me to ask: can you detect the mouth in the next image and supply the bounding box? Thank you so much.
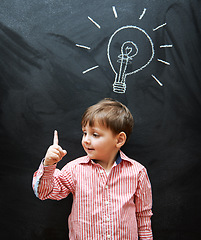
[86,147,95,152]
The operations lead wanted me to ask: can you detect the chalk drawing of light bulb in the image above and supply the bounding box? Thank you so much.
[107,25,155,93]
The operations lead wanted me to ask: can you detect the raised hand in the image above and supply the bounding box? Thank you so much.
[44,130,67,166]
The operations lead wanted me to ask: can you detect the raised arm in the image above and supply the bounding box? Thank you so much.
[32,131,74,200]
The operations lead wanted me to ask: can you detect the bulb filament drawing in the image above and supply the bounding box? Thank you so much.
[115,41,138,93]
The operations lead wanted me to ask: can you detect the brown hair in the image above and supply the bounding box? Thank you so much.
[81,98,134,142]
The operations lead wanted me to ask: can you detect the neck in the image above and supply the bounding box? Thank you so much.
[93,152,119,171]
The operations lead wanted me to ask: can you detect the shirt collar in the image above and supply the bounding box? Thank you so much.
[81,150,133,165]
[90,151,122,165]
[116,151,122,165]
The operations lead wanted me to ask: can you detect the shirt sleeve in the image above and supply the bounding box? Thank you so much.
[32,159,75,200]
[135,167,153,240]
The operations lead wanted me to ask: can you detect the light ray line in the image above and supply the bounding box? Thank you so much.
[160,44,173,48]
[151,74,163,86]
[139,8,147,20]
[112,6,118,18]
[153,23,167,31]
[157,59,170,65]
[83,65,99,74]
[76,44,91,50]
[88,16,101,29]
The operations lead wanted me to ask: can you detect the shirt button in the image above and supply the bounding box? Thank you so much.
[105,201,109,205]
[105,185,108,189]
[106,217,110,222]
[107,235,111,239]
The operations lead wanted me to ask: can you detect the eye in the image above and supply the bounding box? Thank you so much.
[93,133,99,138]
[82,131,87,136]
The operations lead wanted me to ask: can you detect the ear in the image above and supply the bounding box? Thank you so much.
[116,132,127,148]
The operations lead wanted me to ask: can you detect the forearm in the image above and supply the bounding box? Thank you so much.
[137,209,153,240]
[32,161,56,200]
[32,161,71,200]
[135,167,153,239]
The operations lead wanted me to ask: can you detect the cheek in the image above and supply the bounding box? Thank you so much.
[81,137,84,146]
[93,138,105,148]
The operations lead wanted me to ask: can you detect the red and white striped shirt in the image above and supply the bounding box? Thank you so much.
[33,151,153,240]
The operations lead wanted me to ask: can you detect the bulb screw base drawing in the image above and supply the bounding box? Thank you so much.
[113,82,126,93]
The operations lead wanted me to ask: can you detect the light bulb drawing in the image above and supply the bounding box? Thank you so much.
[107,26,154,93]
[76,6,173,93]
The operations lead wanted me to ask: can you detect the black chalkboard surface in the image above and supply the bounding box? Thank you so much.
[0,0,201,239]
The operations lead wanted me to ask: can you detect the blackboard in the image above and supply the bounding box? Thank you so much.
[0,0,201,239]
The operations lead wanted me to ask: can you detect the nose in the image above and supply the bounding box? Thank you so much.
[83,134,91,145]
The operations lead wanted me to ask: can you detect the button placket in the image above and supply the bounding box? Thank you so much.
[104,177,112,240]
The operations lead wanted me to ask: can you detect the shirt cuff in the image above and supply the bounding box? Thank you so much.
[42,162,57,179]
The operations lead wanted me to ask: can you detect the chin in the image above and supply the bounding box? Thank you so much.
[87,153,94,158]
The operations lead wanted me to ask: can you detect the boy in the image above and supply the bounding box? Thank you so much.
[32,98,153,240]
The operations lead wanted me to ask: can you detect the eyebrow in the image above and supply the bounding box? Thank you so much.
[85,126,102,132]
[90,127,99,132]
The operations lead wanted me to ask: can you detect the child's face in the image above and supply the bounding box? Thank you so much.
[82,121,119,162]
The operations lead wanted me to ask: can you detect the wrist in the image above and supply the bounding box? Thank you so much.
[44,158,55,166]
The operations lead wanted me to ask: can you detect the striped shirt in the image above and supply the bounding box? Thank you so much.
[32,151,153,240]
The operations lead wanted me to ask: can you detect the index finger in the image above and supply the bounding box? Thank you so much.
[53,130,59,145]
